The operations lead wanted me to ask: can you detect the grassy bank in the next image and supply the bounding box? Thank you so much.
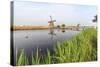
[12,25,49,31]
[53,28,97,63]
[16,28,97,66]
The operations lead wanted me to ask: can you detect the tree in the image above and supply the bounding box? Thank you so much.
[57,25,60,28]
[61,24,66,28]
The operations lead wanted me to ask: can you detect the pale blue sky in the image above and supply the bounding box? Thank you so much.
[14,1,97,26]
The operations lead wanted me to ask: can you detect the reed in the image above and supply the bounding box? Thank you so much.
[44,48,51,64]
[53,28,97,62]
[16,49,29,66]
[32,48,40,65]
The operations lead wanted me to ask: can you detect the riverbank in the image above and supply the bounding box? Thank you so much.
[11,25,49,31]
[11,25,96,31]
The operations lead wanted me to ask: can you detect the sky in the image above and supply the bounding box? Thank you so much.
[14,1,97,26]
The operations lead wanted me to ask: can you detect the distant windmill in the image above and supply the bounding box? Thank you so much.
[48,16,56,29]
[93,15,97,22]
[92,15,97,29]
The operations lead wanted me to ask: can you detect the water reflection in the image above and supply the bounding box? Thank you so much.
[61,28,66,33]
[25,36,29,39]
[14,29,80,64]
[48,28,56,40]
[48,28,66,40]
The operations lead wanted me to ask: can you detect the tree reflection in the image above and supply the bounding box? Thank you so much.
[61,28,65,33]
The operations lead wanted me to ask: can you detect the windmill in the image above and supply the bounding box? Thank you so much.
[48,16,56,40]
[93,15,97,22]
[48,16,56,29]
[92,15,97,29]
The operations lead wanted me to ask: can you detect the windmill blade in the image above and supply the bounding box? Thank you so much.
[48,21,52,23]
[50,16,52,21]
[52,20,56,22]
[48,20,56,23]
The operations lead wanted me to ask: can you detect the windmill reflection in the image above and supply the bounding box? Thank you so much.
[48,28,56,40]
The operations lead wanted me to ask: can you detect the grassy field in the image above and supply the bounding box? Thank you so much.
[16,28,97,66]
[12,25,49,31]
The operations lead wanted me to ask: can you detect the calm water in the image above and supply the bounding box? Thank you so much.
[13,29,80,64]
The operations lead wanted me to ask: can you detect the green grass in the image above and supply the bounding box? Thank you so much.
[44,48,51,64]
[53,28,97,62]
[16,49,29,66]
[32,48,40,65]
[16,28,97,66]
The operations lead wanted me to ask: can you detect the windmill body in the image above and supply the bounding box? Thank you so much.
[48,16,56,29]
